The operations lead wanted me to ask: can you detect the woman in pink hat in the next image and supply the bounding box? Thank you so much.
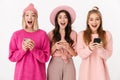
[47,5,77,80]
[76,6,113,80]
[8,3,50,80]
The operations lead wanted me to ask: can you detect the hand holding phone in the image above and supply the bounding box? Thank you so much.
[23,38,34,51]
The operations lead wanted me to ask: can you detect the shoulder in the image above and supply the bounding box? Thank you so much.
[48,30,54,36]
[105,30,112,36]
[78,30,84,36]
[105,30,112,40]
[70,30,77,38]
[12,29,23,35]
[36,29,49,37]
[47,30,54,40]
[71,30,77,35]
[10,29,23,39]
[38,29,47,34]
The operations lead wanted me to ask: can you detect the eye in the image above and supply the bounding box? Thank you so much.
[89,18,93,21]
[96,18,100,21]
[58,16,62,19]
[64,15,68,19]
[31,13,36,17]
[25,14,29,17]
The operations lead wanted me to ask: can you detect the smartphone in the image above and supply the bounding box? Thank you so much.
[24,38,31,42]
[24,38,29,41]
[93,38,101,43]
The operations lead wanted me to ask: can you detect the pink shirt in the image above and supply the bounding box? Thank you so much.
[48,30,77,63]
[76,31,112,80]
[9,29,50,80]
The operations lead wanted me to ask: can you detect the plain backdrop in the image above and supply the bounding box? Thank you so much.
[0,0,120,80]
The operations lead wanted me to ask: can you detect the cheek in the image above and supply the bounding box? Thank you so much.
[32,18,35,21]
[32,19,36,23]
[57,20,61,25]
[24,18,27,22]
[98,21,101,26]
[57,19,61,22]
[65,20,68,24]
[88,22,91,27]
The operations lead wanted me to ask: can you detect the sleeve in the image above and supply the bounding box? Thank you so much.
[47,31,52,41]
[9,32,26,62]
[76,31,92,59]
[96,31,113,60]
[71,30,77,50]
[31,32,50,63]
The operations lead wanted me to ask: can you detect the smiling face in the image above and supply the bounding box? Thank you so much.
[88,13,100,33]
[57,12,68,30]
[24,10,36,29]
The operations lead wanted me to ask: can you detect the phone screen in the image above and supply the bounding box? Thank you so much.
[93,38,101,43]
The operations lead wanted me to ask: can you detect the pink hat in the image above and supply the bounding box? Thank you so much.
[50,5,76,26]
[23,3,38,17]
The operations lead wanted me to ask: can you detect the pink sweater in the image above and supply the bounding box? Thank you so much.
[9,29,50,80]
[76,31,112,80]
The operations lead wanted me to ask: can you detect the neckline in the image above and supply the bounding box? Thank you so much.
[23,29,39,34]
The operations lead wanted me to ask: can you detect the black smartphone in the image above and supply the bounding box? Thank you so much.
[93,38,101,43]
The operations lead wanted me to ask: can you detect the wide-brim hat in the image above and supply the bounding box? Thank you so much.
[50,5,76,26]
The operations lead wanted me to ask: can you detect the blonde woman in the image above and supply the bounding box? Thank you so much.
[9,3,50,80]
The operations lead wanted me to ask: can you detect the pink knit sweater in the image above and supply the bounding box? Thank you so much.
[76,31,112,80]
[9,29,50,80]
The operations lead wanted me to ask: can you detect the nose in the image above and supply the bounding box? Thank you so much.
[28,15,32,19]
[93,20,97,24]
[61,18,65,22]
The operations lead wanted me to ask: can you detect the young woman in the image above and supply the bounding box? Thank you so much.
[47,5,77,80]
[9,3,50,80]
[76,6,113,80]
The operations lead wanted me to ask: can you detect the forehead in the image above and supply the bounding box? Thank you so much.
[25,10,35,14]
[89,13,100,18]
[58,12,66,16]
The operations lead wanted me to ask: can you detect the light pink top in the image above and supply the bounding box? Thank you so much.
[76,31,112,80]
[9,29,50,80]
[48,30,77,63]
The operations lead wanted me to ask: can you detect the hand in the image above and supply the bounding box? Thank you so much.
[93,42,103,49]
[22,38,35,51]
[89,42,103,51]
[60,42,70,50]
[27,40,34,51]
[88,42,96,51]
[54,42,63,50]
[22,40,29,52]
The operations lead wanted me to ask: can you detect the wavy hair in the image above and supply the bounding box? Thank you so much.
[52,10,73,46]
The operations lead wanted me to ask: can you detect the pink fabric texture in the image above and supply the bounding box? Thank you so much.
[50,5,76,26]
[23,3,38,17]
[76,31,112,80]
[48,30,77,63]
[9,29,50,80]
[47,30,77,80]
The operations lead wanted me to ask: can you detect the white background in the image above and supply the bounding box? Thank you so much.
[0,0,120,80]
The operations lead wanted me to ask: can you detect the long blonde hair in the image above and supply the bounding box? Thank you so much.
[83,6,107,48]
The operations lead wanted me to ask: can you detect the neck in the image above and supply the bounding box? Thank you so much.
[25,28,35,32]
[60,29,65,34]
[92,31,97,34]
